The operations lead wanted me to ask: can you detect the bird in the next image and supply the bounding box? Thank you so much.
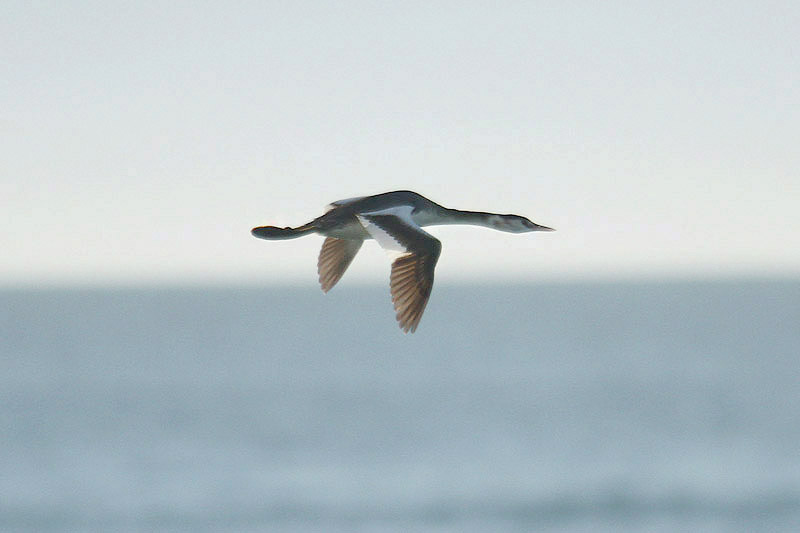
[251,190,554,333]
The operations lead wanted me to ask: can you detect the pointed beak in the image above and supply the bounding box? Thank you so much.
[532,223,555,232]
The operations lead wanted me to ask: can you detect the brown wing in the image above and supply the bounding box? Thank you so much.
[390,250,439,333]
[359,212,442,333]
[317,237,363,293]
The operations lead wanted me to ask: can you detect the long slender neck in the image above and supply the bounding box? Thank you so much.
[432,207,499,229]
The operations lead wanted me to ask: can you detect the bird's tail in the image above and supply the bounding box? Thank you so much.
[251,222,316,240]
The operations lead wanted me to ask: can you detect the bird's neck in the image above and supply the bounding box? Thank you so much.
[426,207,499,229]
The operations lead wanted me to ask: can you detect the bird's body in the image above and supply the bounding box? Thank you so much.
[252,190,553,332]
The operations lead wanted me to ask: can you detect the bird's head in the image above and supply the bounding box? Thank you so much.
[489,214,555,233]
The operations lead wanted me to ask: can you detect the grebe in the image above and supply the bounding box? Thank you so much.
[251,191,553,333]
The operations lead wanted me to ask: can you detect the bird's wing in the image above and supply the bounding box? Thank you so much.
[317,237,363,293]
[357,206,442,333]
[325,196,365,212]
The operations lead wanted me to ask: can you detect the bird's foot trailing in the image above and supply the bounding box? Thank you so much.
[251,224,315,240]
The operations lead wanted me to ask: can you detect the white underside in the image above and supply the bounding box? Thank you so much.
[323,205,439,243]
[356,206,418,257]
[323,205,436,262]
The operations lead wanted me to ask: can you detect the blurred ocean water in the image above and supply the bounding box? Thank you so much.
[1,281,799,532]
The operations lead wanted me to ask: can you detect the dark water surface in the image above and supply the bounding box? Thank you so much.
[2,281,799,531]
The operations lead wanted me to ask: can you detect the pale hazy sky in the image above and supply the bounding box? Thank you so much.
[3,1,799,285]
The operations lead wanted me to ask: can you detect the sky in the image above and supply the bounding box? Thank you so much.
[3,1,799,285]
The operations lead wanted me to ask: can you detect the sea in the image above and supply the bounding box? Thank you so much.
[2,280,799,532]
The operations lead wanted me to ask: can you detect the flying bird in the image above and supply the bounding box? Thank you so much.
[251,190,553,333]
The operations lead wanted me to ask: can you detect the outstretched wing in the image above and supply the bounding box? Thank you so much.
[357,206,441,333]
[317,237,363,293]
[325,196,365,212]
